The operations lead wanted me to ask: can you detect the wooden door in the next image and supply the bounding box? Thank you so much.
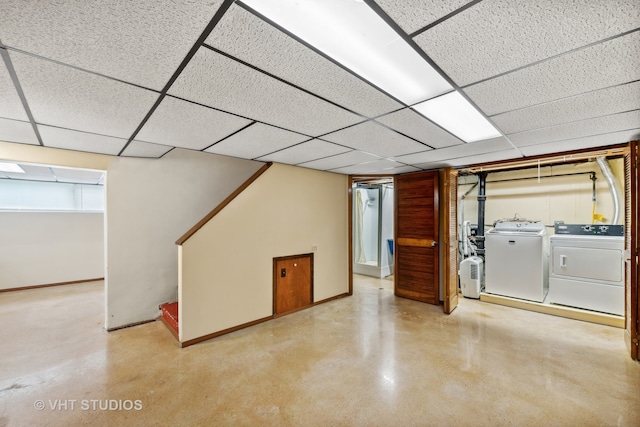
[441,168,459,313]
[625,141,639,360]
[395,171,439,304]
[274,254,313,316]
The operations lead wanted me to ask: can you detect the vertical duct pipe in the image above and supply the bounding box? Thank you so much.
[476,172,488,257]
[595,157,622,224]
[458,180,479,258]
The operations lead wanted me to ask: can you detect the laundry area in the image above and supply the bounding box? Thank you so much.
[457,156,626,326]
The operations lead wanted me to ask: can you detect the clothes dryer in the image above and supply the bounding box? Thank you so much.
[549,233,624,315]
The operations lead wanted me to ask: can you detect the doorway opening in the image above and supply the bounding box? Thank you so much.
[453,146,632,332]
[350,176,394,297]
[352,179,395,279]
[0,161,106,293]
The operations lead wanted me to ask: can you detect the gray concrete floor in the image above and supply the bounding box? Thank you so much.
[1,275,638,426]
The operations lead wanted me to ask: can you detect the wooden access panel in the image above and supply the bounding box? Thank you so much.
[395,171,439,304]
[273,254,313,316]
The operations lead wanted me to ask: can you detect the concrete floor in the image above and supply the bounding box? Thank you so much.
[1,275,639,426]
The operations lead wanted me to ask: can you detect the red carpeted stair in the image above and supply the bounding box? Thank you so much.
[160,301,179,340]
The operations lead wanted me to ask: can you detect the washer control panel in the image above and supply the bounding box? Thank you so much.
[554,223,624,236]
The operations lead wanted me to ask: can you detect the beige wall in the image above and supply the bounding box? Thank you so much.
[106,149,263,330]
[179,163,349,342]
[460,158,625,230]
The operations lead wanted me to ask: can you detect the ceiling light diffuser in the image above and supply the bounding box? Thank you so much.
[0,162,25,173]
[412,91,502,143]
[240,0,452,105]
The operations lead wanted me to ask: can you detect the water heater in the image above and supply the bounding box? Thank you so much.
[459,256,484,299]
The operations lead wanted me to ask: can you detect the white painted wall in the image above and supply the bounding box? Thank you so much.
[105,148,262,330]
[179,163,349,343]
[0,212,104,290]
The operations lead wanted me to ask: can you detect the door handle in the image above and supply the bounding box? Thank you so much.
[560,255,567,267]
[431,241,438,247]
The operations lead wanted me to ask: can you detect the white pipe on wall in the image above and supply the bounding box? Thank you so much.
[596,157,623,225]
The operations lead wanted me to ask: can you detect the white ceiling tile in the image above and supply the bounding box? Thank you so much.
[509,110,640,147]
[0,62,28,121]
[38,125,126,156]
[518,129,640,157]
[50,167,104,184]
[415,149,523,170]
[0,117,38,145]
[375,108,463,149]
[1,163,56,181]
[136,96,251,150]
[375,0,474,35]
[492,81,640,134]
[256,139,350,164]
[299,151,381,171]
[0,0,225,90]
[465,32,640,115]
[322,121,429,157]
[330,159,403,174]
[11,52,158,138]
[389,149,433,165]
[443,149,523,167]
[402,161,447,171]
[1,173,54,182]
[206,5,402,118]
[330,159,421,175]
[169,48,363,136]
[205,123,309,160]
[392,137,513,164]
[414,0,640,86]
[384,165,423,175]
[120,140,173,158]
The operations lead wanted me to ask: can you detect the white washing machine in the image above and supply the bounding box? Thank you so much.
[549,225,624,315]
[485,221,548,302]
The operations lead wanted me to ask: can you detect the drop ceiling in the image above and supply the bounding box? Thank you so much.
[0,162,104,185]
[0,0,638,175]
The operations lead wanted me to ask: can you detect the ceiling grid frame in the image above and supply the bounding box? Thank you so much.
[0,0,636,171]
[364,0,525,156]
[117,0,237,155]
[0,46,43,146]
[460,27,640,90]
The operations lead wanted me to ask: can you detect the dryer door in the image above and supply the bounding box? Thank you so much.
[551,246,623,284]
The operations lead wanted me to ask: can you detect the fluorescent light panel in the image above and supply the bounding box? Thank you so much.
[240,0,452,105]
[413,91,502,143]
[0,162,25,173]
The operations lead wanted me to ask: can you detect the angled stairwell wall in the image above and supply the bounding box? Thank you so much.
[178,163,349,344]
[105,149,263,330]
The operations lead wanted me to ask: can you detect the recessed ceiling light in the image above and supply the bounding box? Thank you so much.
[241,0,452,105]
[0,162,26,173]
[412,91,502,143]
